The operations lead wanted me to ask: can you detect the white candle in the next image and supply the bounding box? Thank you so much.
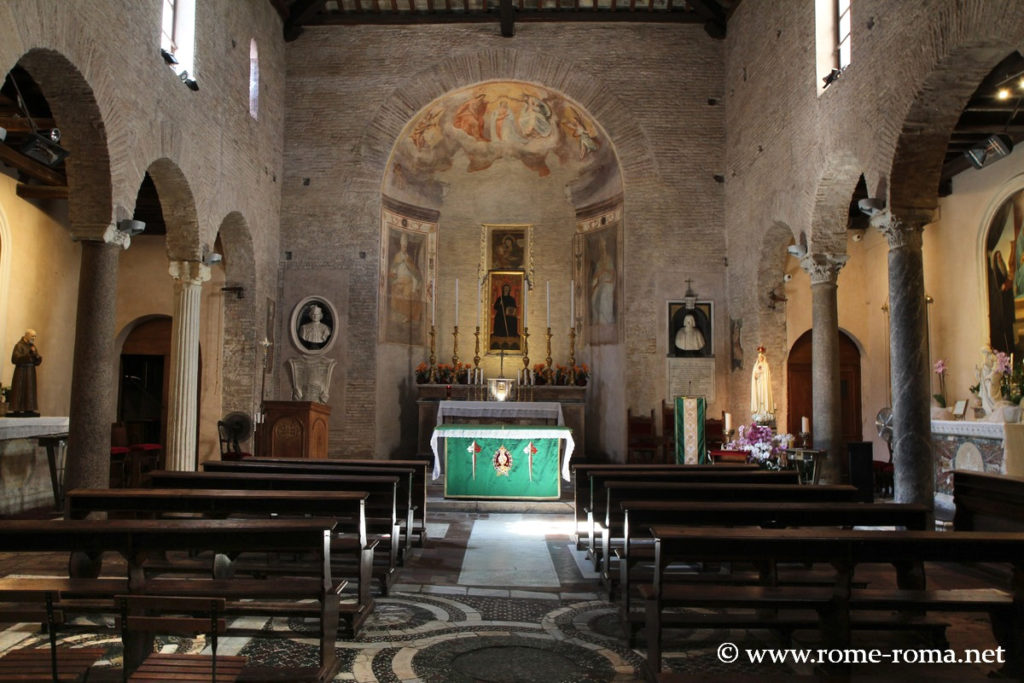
[801,416,810,433]
[546,281,551,328]
[724,412,732,432]
[569,279,575,325]
[454,278,459,323]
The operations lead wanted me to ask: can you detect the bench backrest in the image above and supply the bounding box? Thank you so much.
[953,470,1024,532]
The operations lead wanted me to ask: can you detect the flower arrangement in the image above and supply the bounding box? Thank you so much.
[723,422,794,469]
[414,362,431,384]
[532,364,554,385]
[531,363,589,386]
[573,363,590,386]
[933,359,947,408]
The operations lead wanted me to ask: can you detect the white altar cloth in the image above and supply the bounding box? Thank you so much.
[430,424,574,482]
[435,400,565,426]
[0,416,70,440]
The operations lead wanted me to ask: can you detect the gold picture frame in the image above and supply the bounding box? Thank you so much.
[485,270,526,354]
[481,223,533,276]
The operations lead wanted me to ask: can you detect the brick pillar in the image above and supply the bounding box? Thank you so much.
[64,238,122,502]
[875,212,932,508]
[165,260,211,471]
[801,252,848,484]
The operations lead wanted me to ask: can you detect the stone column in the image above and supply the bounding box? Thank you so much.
[64,238,123,503]
[165,260,211,471]
[801,252,848,484]
[875,211,932,508]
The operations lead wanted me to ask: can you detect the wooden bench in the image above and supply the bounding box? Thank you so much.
[614,500,932,643]
[147,470,401,595]
[588,474,820,573]
[570,463,758,549]
[66,487,376,636]
[953,470,1024,532]
[202,459,419,562]
[0,518,343,681]
[641,525,1024,677]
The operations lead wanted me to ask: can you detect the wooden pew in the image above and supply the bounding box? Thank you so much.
[202,459,419,561]
[614,500,931,643]
[66,487,376,636]
[146,470,401,595]
[953,470,1024,532]
[641,525,1024,677]
[224,457,432,547]
[0,518,343,681]
[585,471,805,571]
[570,463,757,549]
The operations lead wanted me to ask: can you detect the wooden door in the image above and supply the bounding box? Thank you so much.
[786,330,862,444]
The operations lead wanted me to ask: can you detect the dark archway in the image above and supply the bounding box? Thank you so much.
[787,329,862,446]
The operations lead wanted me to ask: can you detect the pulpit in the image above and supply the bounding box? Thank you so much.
[258,400,330,459]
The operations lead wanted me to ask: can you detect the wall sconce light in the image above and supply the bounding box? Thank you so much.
[179,70,199,92]
[965,134,1013,169]
[822,68,842,88]
[116,219,146,236]
[202,251,222,266]
[160,48,178,66]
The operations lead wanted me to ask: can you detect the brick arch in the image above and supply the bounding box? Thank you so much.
[355,47,657,187]
[808,149,863,255]
[145,158,201,261]
[215,211,259,416]
[885,2,1024,217]
[14,48,112,239]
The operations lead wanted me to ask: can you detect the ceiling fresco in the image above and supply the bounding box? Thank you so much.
[385,81,620,208]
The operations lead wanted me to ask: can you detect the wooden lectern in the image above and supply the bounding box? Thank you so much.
[258,400,330,459]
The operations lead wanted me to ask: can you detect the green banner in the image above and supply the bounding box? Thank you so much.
[444,434,561,499]
[675,396,708,464]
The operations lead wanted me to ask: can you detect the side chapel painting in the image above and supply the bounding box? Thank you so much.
[380,208,436,345]
[576,205,622,346]
[986,187,1024,357]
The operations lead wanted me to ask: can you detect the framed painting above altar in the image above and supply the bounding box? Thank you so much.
[486,270,526,353]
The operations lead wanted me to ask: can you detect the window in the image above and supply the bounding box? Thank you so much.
[160,0,196,78]
[815,0,850,92]
[249,39,259,119]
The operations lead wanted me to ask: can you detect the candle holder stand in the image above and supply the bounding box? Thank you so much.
[428,325,437,383]
[451,325,459,367]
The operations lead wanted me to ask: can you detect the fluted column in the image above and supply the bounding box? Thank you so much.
[874,211,932,508]
[801,252,848,484]
[165,260,211,471]
[64,238,122,506]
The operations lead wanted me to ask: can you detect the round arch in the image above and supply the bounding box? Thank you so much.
[146,158,201,261]
[215,210,259,416]
[786,328,863,444]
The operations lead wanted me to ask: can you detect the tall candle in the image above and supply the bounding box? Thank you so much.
[724,412,732,432]
[569,279,575,325]
[455,278,459,323]
[801,416,810,433]
[546,281,551,328]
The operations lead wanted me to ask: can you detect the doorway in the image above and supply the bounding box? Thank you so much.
[119,317,172,448]
[786,330,862,444]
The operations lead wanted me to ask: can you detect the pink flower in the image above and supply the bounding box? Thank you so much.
[995,351,1012,374]
[933,359,946,375]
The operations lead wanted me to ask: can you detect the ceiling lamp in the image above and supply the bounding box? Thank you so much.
[965,134,1013,169]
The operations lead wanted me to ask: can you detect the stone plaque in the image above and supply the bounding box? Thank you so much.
[667,357,716,403]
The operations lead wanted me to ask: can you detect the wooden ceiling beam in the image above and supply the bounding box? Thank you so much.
[306,9,701,22]
[0,142,66,186]
[0,115,55,133]
[499,0,514,35]
[16,183,68,200]
[283,0,328,40]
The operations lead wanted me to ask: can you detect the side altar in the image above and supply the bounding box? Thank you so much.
[416,384,585,460]
[931,419,1024,515]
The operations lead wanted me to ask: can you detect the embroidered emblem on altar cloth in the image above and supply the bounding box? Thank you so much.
[493,446,513,476]
[523,441,537,481]
[468,440,482,479]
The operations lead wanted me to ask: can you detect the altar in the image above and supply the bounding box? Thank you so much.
[430,424,574,500]
[0,416,69,514]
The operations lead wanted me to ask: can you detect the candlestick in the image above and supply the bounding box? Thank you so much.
[431,280,436,325]
[523,282,528,329]
[569,279,574,325]
[452,325,459,367]
[473,325,481,369]
[477,277,482,326]
[546,281,551,329]
[522,327,530,374]
[428,324,437,383]
[545,327,553,369]
[455,278,459,323]
[568,325,576,369]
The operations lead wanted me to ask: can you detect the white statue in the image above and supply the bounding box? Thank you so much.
[976,346,1019,422]
[674,313,705,352]
[750,345,775,423]
[300,304,331,345]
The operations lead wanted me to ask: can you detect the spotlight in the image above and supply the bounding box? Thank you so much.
[857,197,886,216]
[822,68,842,87]
[179,70,199,92]
[202,251,222,266]
[20,133,69,167]
[786,244,807,258]
[160,48,179,65]
[965,134,1013,169]
[116,219,146,236]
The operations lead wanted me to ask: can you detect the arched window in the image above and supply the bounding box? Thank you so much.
[160,0,196,79]
[249,39,259,120]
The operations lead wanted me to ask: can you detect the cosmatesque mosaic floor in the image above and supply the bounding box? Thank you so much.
[0,508,1011,681]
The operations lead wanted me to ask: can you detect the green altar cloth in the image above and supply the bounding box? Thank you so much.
[674,396,708,464]
[432,424,573,500]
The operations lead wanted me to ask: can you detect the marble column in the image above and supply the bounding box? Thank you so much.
[875,211,932,508]
[165,260,211,471]
[802,252,848,483]
[64,238,122,504]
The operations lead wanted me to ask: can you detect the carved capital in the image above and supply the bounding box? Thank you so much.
[102,223,132,250]
[800,252,848,286]
[871,209,926,249]
[168,260,212,285]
